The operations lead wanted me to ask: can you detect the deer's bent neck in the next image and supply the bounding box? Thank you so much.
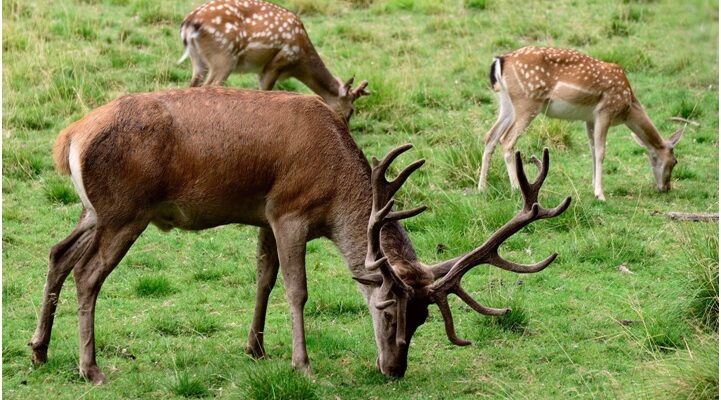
[626,102,667,152]
[297,48,341,102]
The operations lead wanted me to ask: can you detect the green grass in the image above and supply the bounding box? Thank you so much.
[172,373,211,398]
[243,364,319,400]
[2,0,719,399]
[135,275,175,297]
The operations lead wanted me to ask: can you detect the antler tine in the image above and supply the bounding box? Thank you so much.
[488,251,558,273]
[387,205,428,222]
[452,285,511,316]
[515,151,533,210]
[389,159,426,197]
[431,283,510,346]
[372,146,423,189]
[435,295,472,346]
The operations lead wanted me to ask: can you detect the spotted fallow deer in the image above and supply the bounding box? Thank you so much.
[478,46,684,200]
[177,0,369,121]
[30,87,570,384]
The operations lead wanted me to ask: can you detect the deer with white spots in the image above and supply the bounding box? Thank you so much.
[478,46,684,200]
[178,0,369,121]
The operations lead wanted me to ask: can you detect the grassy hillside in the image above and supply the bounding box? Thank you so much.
[3,0,718,398]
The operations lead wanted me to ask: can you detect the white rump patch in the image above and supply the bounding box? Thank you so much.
[69,139,96,215]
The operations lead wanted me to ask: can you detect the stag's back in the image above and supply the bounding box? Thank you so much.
[54,88,370,230]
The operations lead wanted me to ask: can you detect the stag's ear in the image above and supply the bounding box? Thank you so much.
[353,273,383,287]
[667,127,684,147]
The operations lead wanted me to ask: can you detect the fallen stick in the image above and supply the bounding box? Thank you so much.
[666,212,718,222]
[669,117,701,127]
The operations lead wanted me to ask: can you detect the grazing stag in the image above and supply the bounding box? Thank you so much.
[177,0,369,121]
[30,87,570,384]
[478,46,684,200]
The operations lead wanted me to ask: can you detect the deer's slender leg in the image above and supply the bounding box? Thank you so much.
[258,69,281,91]
[189,42,209,87]
[246,227,280,358]
[479,91,514,191]
[202,52,236,86]
[270,217,310,374]
[592,115,611,201]
[585,121,596,189]
[500,107,539,189]
[30,209,96,364]
[73,220,147,384]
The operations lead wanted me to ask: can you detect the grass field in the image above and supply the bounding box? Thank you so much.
[2,0,719,398]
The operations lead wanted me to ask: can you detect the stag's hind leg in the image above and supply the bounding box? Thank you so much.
[30,208,96,365]
[246,227,280,358]
[73,219,148,384]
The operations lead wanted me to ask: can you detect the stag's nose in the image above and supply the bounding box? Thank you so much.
[377,356,407,378]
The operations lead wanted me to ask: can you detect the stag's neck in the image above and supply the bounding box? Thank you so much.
[297,49,341,102]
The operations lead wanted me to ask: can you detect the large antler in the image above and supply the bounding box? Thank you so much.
[362,144,426,346]
[430,149,571,346]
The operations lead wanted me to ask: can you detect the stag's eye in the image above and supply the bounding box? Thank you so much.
[383,311,394,323]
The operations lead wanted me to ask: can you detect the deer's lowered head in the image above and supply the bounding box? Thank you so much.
[323,76,370,122]
[646,127,684,192]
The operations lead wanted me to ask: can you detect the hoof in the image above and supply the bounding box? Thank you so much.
[81,366,107,385]
[292,361,313,377]
[245,344,266,359]
[29,343,48,365]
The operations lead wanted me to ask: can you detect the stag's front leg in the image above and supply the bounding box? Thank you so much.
[246,227,280,358]
[73,222,146,384]
[271,217,311,375]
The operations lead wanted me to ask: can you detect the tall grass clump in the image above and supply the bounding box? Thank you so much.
[135,275,174,297]
[626,300,692,353]
[44,176,79,204]
[646,335,719,400]
[172,373,210,398]
[684,225,719,331]
[243,364,319,400]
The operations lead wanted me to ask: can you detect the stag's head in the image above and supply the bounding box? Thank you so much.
[354,145,571,378]
[649,127,684,192]
[328,77,370,123]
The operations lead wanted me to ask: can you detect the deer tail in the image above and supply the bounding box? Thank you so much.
[489,56,504,92]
